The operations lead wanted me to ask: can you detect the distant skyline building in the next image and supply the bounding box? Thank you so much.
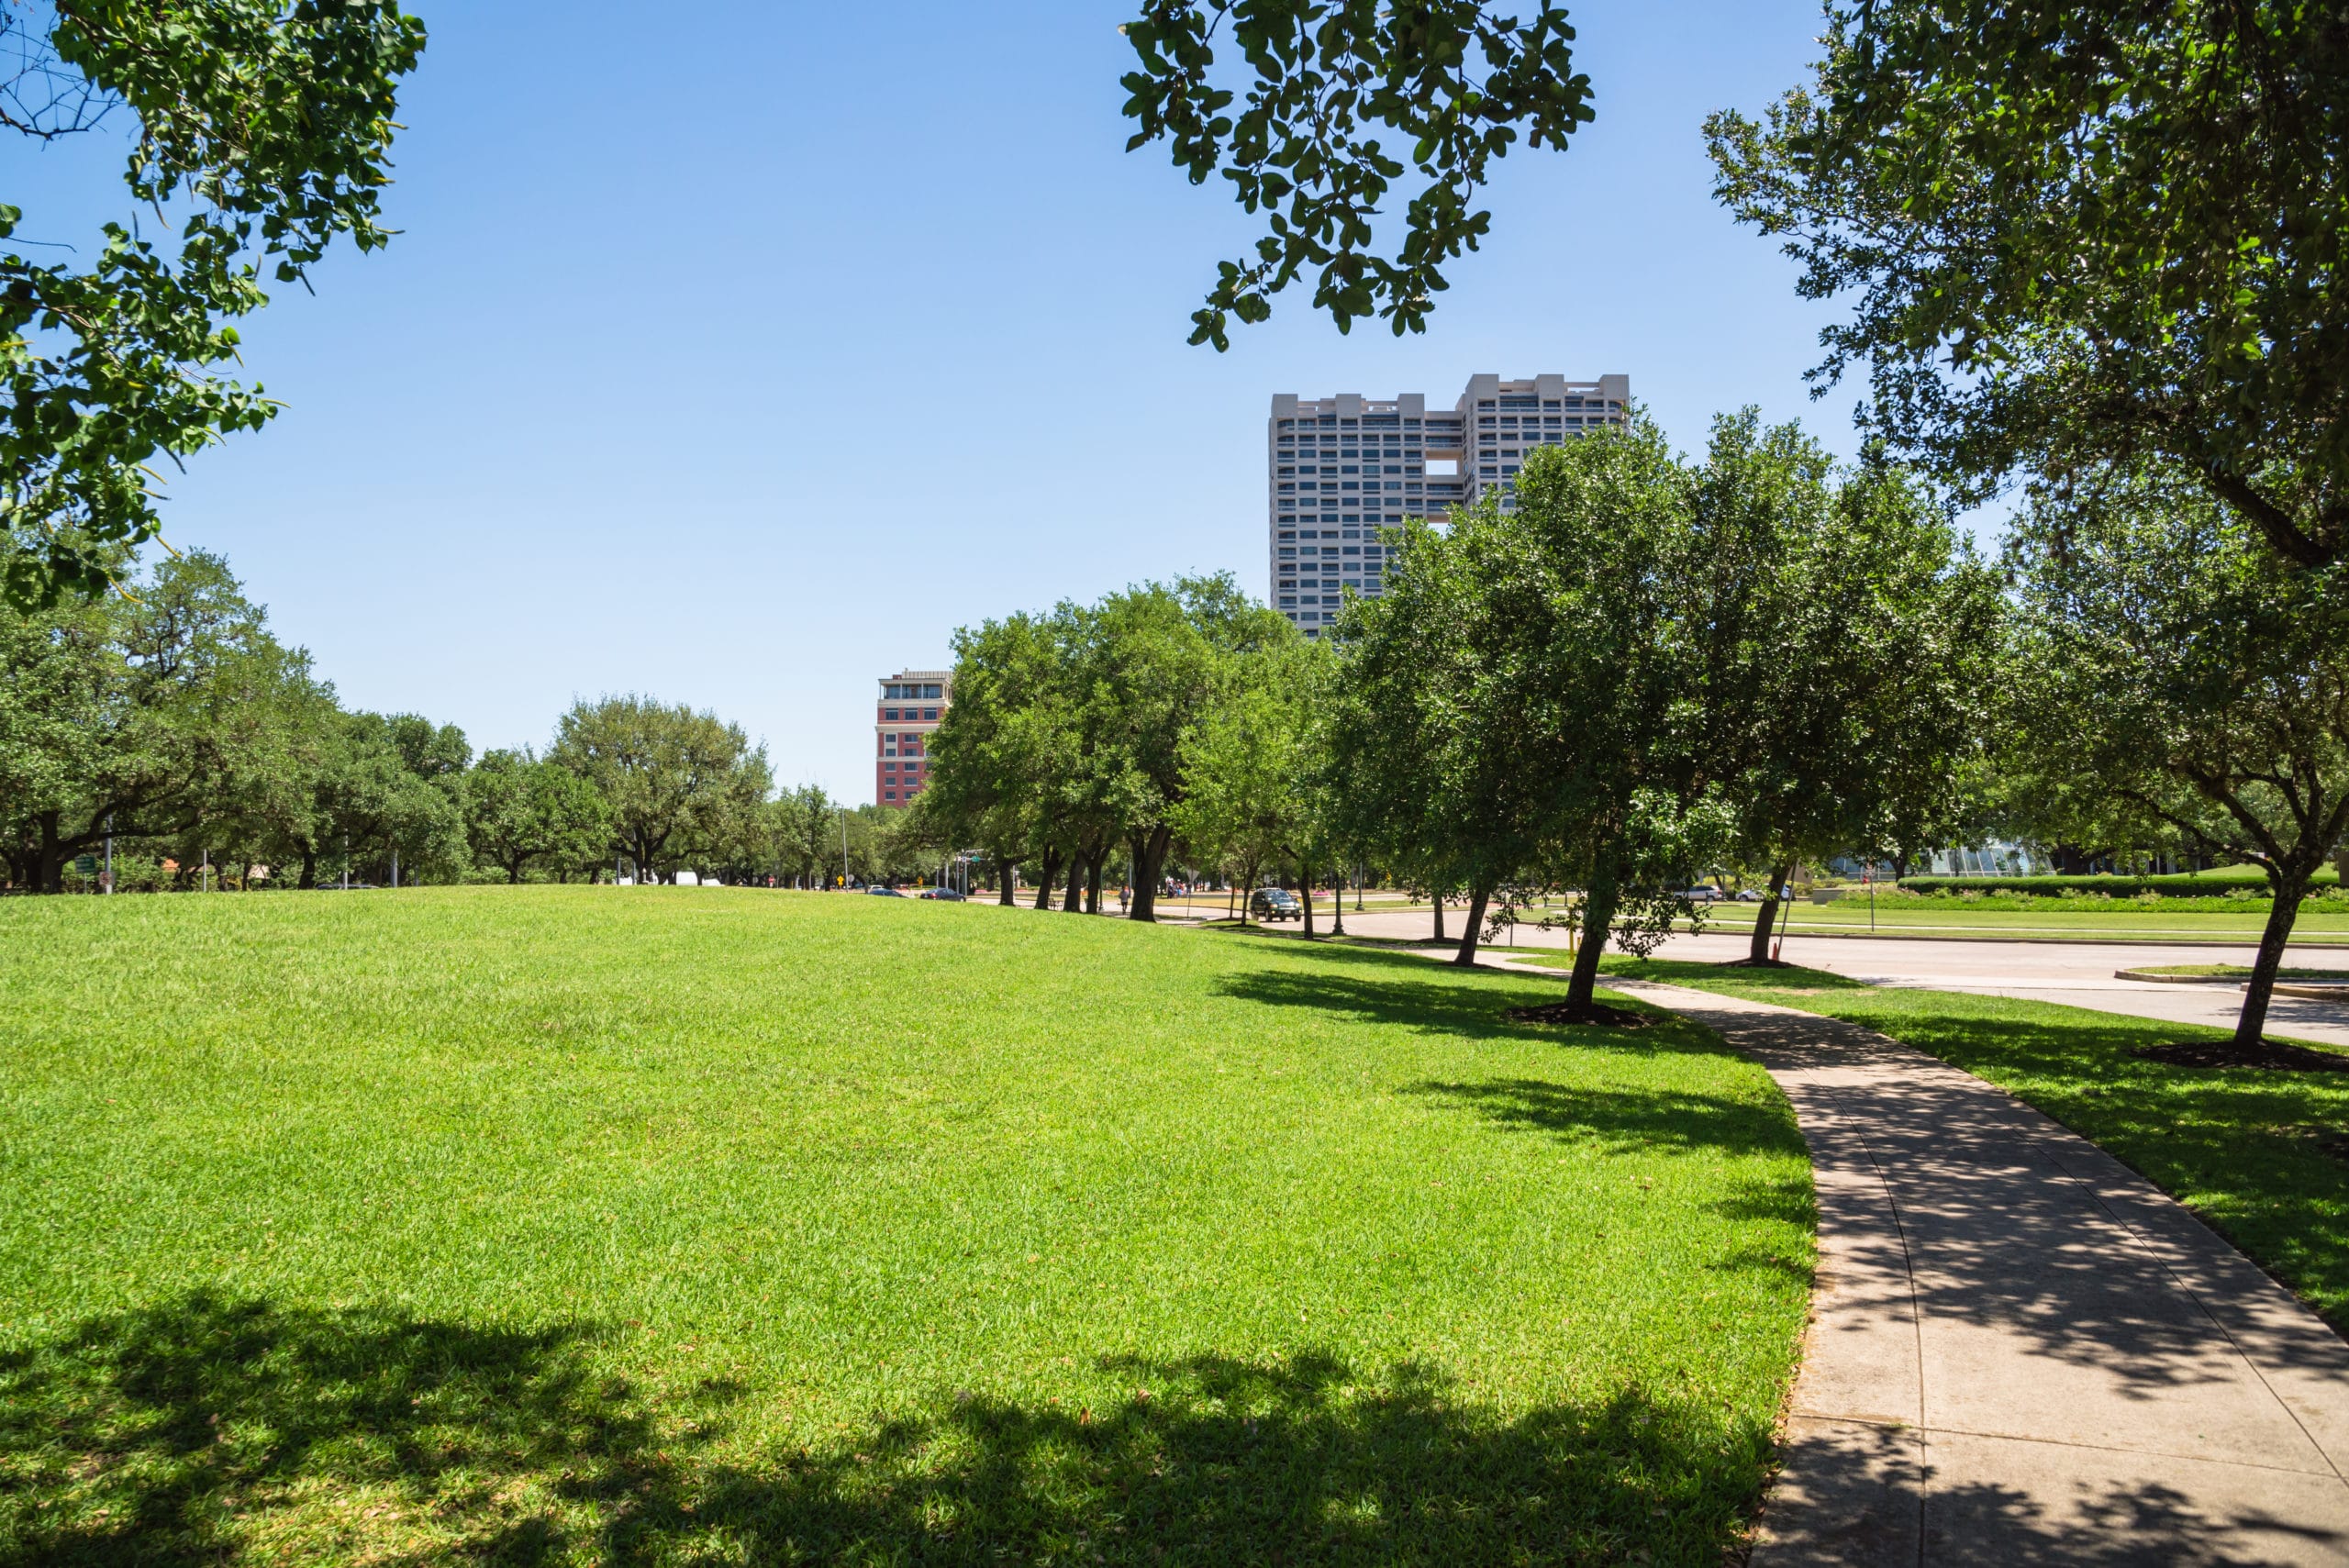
[1267,373,1631,634]
[875,669,951,806]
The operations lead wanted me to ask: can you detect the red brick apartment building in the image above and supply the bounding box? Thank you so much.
[875,669,951,806]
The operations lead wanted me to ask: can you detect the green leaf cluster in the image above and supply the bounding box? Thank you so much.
[1707,1,2349,568]
[2001,463,2349,1044]
[4,0,427,606]
[919,574,1298,917]
[1120,1,1591,348]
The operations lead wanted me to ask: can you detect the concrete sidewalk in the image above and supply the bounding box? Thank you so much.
[1606,977,2349,1566]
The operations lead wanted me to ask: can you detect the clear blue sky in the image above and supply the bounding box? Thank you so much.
[18,1,1874,802]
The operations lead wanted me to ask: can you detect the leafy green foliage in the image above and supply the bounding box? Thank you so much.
[1687,414,2000,954]
[1121,0,1591,348]
[1707,2,2349,566]
[550,695,771,884]
[0,889,1812,1563]
[2003,466,2349,1046]
[922,575,1296,918]
[3,1,427,606]
[0,549,318,890]
[462,749,612,884]
[1169,632,1329,918]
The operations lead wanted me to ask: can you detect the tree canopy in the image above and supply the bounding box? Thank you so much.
[3,1,428,608]
[1120,0,1591,349]
[1707,1,2349,569]
[550,695,772,884]
[922,574,1296,920]
[2003,465,2349,1051]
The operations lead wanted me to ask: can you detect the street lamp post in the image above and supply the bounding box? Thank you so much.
[102,815,114,895]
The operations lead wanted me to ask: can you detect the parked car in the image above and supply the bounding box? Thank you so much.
[919,888,966,901]
[865,884,906,897]
[1733,889,1765,902]
[1249,887,1303,922]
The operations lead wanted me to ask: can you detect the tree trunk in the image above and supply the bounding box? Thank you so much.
[299,851,317,891]
[1033,846,1062,909]
[997,861,1019,906]
[1453,883,1492,966]
[1085,850,1105,915]
[1431,886,1446,944]
[1128,827,1172,921]
[1748,862,1792,963]
[507,861,525,884]
[1063,850,1086,912]
[2235,869,2314,1050]
[35,814,68,895]
[1565,862,1622,1013]
[1301,853,1315,937]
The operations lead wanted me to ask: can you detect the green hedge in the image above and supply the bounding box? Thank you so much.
[1898,865,2339,897]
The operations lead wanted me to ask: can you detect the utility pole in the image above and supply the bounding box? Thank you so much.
[391,848,399,890]
[341,832,350,892]
[200,848,209,894]
[102,815,114,895]
[841,808,851,889]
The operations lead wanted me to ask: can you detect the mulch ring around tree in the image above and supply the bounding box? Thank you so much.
[2132,1038,2349,1073]
[1505,1000,1655,1029]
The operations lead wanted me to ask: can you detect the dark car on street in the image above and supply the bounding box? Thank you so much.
[1249,887,1303,922]
[919,888,966,900]
[865,884,906,896]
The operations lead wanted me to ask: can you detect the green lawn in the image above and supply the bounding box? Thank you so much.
[1602,957,2349,1331]
[0,889,1812,1566]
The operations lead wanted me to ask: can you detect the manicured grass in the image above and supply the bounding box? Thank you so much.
[0,889,1812,1565]
[1603,957,2349,1331]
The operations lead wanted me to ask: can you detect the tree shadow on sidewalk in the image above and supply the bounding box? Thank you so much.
[0,1293,1784,1566]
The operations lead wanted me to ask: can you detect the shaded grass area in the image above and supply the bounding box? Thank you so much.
[1604,956,2349,1331]
[0,890,1813,1565]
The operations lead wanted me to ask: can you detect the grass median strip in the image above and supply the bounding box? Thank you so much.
[1601,957,2349,1333]
[0,887,1812,1566]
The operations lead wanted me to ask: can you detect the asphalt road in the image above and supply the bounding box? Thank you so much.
[1331,908,2349,1050]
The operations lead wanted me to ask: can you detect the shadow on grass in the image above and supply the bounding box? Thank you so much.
[0,1294,1777,1567]
[1211,963,1725,1063]
[1400,1078,1802,1160]
[1603,957,1878,992]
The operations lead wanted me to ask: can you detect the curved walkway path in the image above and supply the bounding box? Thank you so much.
[1603,977,2349,1566]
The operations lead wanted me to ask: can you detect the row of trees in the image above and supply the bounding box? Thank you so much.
[913,410,1997,977]
[917,406,2349,1056]
[0,552,939,892]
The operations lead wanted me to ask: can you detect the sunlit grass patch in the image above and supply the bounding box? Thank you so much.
[0,889,1812,1564]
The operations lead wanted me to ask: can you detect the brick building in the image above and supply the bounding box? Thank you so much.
[875,669,951,806]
